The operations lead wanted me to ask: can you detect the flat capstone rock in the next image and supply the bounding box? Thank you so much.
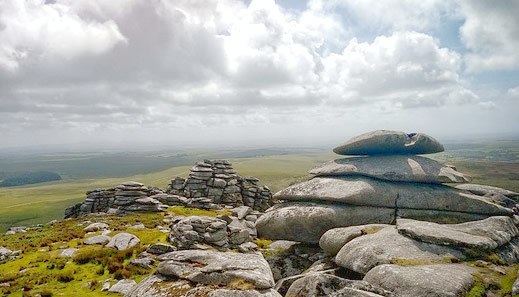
[333,130,444,155]
[309,155,470,183]
[455,183,519,198]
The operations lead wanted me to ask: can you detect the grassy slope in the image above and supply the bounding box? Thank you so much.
[0,152,333,232]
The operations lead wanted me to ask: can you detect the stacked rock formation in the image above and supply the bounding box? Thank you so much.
[65,181,165,218]
[256,130,513,243]
[65,160,273,218]
[166,159,273,211]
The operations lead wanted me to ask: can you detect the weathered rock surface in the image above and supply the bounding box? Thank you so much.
[84,235,111,245]
[256,202,394,243]
[455,183,519,198]
[396,216,519,250]
[256,202,505,243]
[335,228,464,274]
[156,249,275,289]
[126,275,282,297]
[333,130,444,155]
[274,176,511,216]
[363,264,475,297]
[147,243,177,255]
[285,273,390,297]
[0,246,16,263]
[105,233,140,251]
[60,248,78,258]
[83,222,109,232]
[513,275,519,295]
[310,155,470,183]
[319,224,390,255]
[108,279,136,295]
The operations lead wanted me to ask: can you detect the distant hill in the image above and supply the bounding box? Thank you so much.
[0,171,62,187]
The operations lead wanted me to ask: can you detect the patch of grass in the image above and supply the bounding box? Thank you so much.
[465,262,519,297]
[389,257,456,266]
[253,238,272,249]
[167,206,231,217]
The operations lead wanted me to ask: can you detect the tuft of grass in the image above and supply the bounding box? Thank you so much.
[254,238,272,249]
[167,206,231,217]
[389,257,455,266]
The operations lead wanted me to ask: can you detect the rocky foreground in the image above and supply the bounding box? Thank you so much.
[2,130,519,297]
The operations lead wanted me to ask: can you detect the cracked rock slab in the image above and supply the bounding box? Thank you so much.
[363,264,475,297]
[157,249,275,289]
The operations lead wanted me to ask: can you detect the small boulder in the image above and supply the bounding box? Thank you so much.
[83,222,109,232]
[108,279,137,295]
[319,224,390,256]
[147,243,176,255]
[106,233,140,251]
[60,248,79,258]
[84,235,111,246]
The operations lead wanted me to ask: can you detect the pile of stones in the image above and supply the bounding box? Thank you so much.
[257,130,513,243]
[253,130,519,296]
[166,159,273,211]
[168,206,259,250]
[65,160,273,218]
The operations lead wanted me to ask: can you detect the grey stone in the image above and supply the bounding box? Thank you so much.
[310,155,471,183]
[108,279,137,295]
[129,257,155,268]
[157,250,275,289]
[60,248,78,258]
[105,233,140,251]
[333,130,444,155]
[126,275,281,297]
[233,206,252,220]
[285,273,390,297]
[274,176,511,216]
[147,243,176,255]
[513,274,519,295]
[363,264,475,297]
[84,235,111,245]
[0,247,13,263]
[397,216,518,250]
[455,183,519,198]
[319,224,390,256]
[83,222,109,232]
[335,228,465,274]
[256,202,394,243]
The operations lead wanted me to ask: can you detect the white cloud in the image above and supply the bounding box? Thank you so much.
[0,0,127,72]
[458,0,519,72]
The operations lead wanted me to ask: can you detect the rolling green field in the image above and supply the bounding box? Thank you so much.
[0,152,333,232]
[1,141,518,233]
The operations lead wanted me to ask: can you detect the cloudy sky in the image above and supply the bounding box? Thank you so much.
[1,0,518,149]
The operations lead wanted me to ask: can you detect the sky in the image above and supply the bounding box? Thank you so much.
[0,0,518,149]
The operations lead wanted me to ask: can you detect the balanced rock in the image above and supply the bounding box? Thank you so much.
[274,176,510,216]
[455,183,519,198]
[105,232,140,251]
[333,130,444,155]
[309,155,470,183]
[363,264,475,297]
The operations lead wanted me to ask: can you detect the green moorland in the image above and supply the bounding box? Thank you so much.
[0,152,333,232]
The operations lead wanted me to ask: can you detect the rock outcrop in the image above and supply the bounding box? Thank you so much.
[126,250,280,297]
[64,160,273,218]
[257,130,514,244]
[166,159,273,211]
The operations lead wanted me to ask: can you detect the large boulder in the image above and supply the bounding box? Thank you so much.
[108,279,136,295]
[319,224,390,256]
[455,183,519,198]
[335,227,465,274]
[105,232,140,251]
[126,275,282,297]
[256,202,394,243]
[309,155,470,183]
[333,130,444,155]
[156,250,275,290]
[256,202,502,244]
[396,216,519,250]
[285,273,390,297]
[274,177,511,216]
[363,264,475,297]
